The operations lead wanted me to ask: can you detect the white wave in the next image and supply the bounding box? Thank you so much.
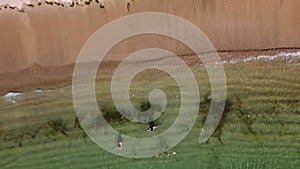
[222,51,300,64]
[3,92,22,103]
[4,92,21,98]
[0,0,74,9]
[34,89,43,93]
[0,0,30,8]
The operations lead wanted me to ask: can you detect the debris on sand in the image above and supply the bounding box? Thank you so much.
[3,92,22,103]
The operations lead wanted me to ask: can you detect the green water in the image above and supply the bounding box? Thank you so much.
[0,60,299,169]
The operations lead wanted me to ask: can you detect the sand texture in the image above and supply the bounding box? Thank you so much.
[0,0,300,92]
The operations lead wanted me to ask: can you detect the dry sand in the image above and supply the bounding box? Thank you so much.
[0,0,300,93]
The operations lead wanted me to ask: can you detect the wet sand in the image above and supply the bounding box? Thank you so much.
[0,0,300,93]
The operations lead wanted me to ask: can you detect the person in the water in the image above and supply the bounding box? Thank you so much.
[115,141,123,150]
[207,95,231,113]
[147,120,157,131]
[115,134,123,150]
